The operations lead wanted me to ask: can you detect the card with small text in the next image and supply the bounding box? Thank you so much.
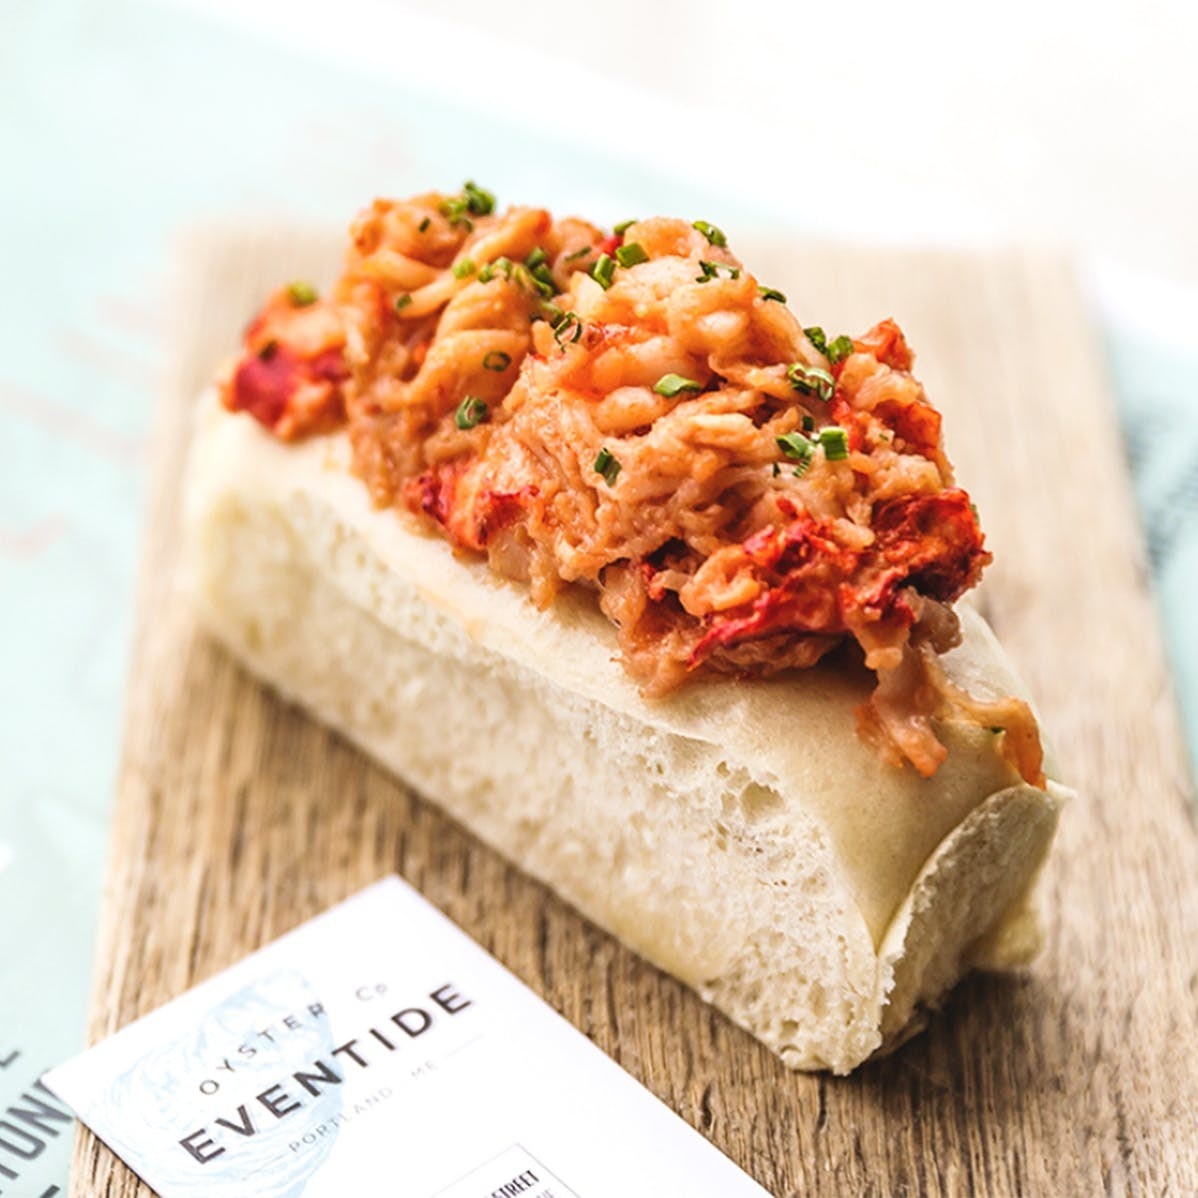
[45,877,769,1197]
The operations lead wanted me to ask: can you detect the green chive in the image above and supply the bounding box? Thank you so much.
[418,216,431,233]
[286,281,318,307]
[801,414,815,431]
[463,180,495,215]
[512,263,554,297]
[479,255,513,284]
[787,363,835,402]
[692,220,727,247]
[257,339,278,361]
[455,395,489,430]
[804,326,828,354]
[613,218,637,235]
[759,285,787,303]
[615,242,649,268]
[653,373,703,398]
[771,462,781,478]
[776,431,814,465]
[590,253,616,289]
[594,447,621,485]
[564,245,593,262]
[552,310,583,348]
[819,426,849,460]
[826,334,854,365]
[483,350,512,371]
[524,248,555,292]
[696,259,740,283]
[394,293,412,314]
[439,195,472,229]
[452,257,476,279]
[440,181,494,227]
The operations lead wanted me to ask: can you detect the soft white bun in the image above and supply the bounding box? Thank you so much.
[183,389,1066,1073]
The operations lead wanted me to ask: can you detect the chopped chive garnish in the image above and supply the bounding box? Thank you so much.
[692,220,727,247]
[776,431,814,465]
[479,255,512,283]
[454,395,489,430]
[758,285,787,303]
[826,334,854,365]
[463,180,495,215]
[394,293,413,314]
[452,258,476,279]
[286,281,318,307]
[440,181,493,228]
[615,242,649,268]
[613,218,637,235]
[653,373,703,398]
[552,310,583,349]
[802,414,815,431]
[418,216,431,233]
[787,363,835,402]
[513,263,554,297]
[564,245,593,262]
[257,339,278,361]
[696,259,741,283]
[439,196,473,230]
[804,326,828,354]
[819,426,849,460]
[594,447,621,485]
[772,462,781,478]
[483,350,512,371]
[524,248,556,291]
[590,253,616,289]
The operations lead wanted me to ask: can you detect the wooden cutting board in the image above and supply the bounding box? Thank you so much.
[72,230,1198,1196]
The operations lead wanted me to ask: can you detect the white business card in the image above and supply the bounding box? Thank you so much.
[46,876,770,1197]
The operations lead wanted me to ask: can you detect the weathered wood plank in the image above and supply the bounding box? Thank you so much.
[72,231,1198,1197]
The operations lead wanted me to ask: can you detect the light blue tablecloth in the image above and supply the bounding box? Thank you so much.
[1112,332,1198,731]
[1,1,1193,1191]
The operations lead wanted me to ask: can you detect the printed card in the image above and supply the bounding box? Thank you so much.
[46,877,770,1197]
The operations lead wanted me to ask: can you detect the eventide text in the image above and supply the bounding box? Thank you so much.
[178,982,471,1165]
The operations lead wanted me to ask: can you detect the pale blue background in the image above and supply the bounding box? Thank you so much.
[1,1,1194,1191]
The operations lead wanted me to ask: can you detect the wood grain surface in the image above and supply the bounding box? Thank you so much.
[72,230,1198,1197]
